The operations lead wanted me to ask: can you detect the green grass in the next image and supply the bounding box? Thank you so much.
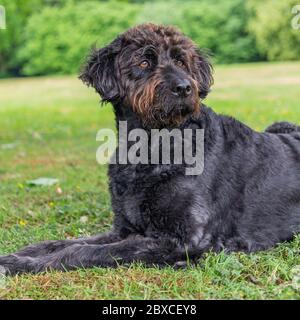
[0,61,300,299]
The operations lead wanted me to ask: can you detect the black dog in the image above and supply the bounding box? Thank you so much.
[1,24,300,275]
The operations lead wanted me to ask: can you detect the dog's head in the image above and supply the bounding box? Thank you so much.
[80,23,213,128]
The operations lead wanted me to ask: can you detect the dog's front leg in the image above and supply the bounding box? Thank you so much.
[0,236,192,275]
[3,232,121,258]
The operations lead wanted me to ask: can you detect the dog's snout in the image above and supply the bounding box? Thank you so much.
[171,79,192,98]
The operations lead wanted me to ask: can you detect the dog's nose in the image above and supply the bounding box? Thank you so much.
[171,79,192,97]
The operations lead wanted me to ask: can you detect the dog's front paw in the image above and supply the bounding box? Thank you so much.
[0,254,20,276]
[0,254,34,276]
[0,264,7,279]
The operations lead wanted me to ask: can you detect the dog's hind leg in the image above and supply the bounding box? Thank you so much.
[0,236,201,275]
[265,121,300,134]
[8,232,121,258]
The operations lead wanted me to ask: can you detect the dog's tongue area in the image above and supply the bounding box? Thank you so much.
[180,106,191,116]
[165,103,191,116]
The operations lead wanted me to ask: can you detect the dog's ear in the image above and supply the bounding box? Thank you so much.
[193,49,214,99]
[79,37,123,103]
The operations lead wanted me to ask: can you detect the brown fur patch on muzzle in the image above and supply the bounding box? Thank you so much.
[130,74,163,120]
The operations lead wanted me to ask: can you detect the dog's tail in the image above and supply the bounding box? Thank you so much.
[265,121,300,134]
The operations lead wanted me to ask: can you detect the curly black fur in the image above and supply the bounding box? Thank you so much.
[1,24,299,275]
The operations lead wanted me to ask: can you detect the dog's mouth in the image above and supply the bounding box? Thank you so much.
[147,100,199,128]
[162,92,200,118]
[178,103,196,117]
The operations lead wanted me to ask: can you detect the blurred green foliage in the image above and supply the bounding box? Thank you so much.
[18,1,139,75]
[0,0,43,76]
[248,0,300,61]
[0,0,299,77]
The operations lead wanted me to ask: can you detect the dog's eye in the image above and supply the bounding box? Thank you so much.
[139,60,150,69]
[174,59,184,67]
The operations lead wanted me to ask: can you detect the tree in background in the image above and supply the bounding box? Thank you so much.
[17,1,140,76]
[0,0,81,77]
[248,0,300,61]
[0,0,45,77]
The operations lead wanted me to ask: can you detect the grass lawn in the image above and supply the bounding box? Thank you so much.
[0,61,300,299]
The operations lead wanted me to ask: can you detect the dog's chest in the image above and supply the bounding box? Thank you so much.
[110,164,209,243]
